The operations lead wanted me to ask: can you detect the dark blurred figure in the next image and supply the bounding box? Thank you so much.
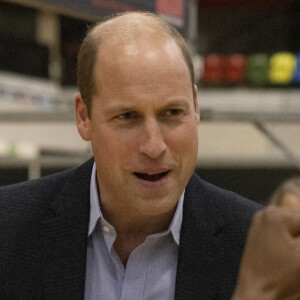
[269,177,300,211]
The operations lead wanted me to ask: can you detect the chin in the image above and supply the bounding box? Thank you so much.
[138,195,179,217]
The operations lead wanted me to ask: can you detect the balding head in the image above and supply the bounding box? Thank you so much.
[77,12,194,117]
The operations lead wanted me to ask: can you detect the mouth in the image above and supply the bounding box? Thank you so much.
[133,171,170,182]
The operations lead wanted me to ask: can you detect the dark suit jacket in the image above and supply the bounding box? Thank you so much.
[0,158,261,300]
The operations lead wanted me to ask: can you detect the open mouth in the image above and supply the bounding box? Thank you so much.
[134,171,169,182]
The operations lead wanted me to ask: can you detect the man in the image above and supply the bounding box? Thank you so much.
[269,177,300,212]
[0,12,298,300]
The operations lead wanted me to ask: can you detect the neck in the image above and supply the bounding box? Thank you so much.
[101,204,177,235]
[100,199,177,266]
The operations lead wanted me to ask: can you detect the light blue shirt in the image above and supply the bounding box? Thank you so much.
[84,163,184,300]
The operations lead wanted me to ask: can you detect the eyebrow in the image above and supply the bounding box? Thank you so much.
[105,98,190,115]
[161,99,190,109]
[104,104,137,116]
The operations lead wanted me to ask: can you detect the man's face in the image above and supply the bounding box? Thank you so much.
[77,35,199,223]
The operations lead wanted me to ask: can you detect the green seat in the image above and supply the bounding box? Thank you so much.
[246,53,270,86]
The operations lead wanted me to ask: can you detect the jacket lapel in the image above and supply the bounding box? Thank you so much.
[41,159,93,300]
[175,174,225,300]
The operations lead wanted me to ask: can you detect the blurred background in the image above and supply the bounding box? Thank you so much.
[0,0,299,204]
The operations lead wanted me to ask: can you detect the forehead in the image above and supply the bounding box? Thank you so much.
[88,13,193,92]
[95,34,190,87]
[90,34,193,113]
[100,34,182,63]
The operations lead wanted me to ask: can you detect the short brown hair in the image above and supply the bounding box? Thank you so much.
[77,12,194,117]
[269,177,300,205]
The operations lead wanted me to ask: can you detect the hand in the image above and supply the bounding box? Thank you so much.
[232,206,300,300]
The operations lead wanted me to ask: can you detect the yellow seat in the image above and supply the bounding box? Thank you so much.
[269,52,296,85]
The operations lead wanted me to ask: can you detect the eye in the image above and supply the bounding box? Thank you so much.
[165,109,181,116]
[117,111,137,120]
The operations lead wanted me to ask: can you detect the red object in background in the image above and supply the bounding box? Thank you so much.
[224,54,247,85]
[197,0,292,10]
[156,0,184,18]
[202,54,225,84]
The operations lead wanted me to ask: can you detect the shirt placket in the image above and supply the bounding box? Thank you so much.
[119,240,152,300]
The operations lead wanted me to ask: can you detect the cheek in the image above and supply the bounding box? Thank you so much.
[167,124,198,154]
[91,127,137,165]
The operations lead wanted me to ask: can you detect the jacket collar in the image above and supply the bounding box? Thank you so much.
[41,158,93,299]
[175,173,225,300]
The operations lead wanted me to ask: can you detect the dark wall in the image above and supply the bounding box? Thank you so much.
[0,2,49,78]
[196,167,300,204]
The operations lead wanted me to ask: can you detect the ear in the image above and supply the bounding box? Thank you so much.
[75,93,91,141]
[193,84,200,124]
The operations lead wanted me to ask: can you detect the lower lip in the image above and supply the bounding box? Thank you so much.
[134,172,170,188]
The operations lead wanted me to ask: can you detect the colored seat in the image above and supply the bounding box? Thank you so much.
[202,54,225,85]
[246,53,270,86]
[269,52,296,85]
[224,54,248,85]
[292,53,300,85]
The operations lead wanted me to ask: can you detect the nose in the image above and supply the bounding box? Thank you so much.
[139,118,167,159]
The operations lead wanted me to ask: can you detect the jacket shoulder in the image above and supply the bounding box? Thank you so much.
[186,172,262,220]
[0,167,73,221]
[0,158,94,222]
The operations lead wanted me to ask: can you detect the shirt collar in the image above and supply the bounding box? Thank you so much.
[88,162,184,245]
[169,191,184,245]
[88,163,102,236]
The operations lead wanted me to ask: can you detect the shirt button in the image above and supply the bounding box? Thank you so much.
[103,226,111,233]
